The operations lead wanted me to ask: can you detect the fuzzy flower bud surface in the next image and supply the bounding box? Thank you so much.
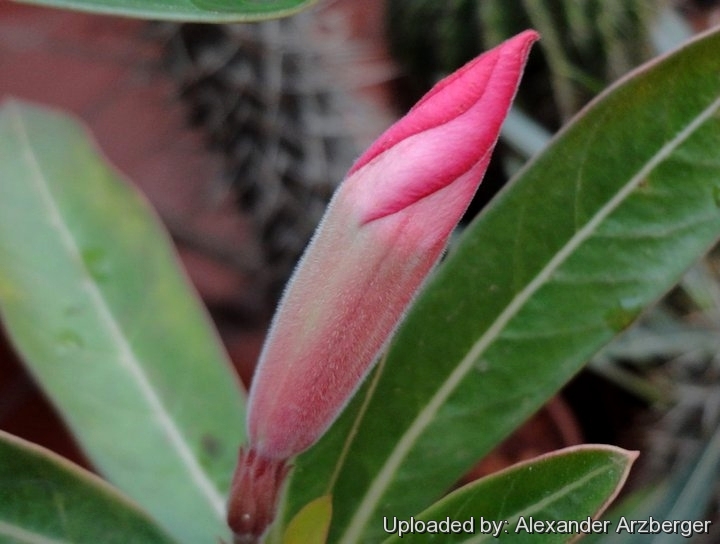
[228,30,538,543]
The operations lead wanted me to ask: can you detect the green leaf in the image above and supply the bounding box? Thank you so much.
[0,100,246,544]
[282,495,332,544]
[381,446,636,544]
[287,27,720,543]
[11,0,317,23]
[0,430,177,544]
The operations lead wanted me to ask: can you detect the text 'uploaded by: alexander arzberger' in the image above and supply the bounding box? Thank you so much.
[382,515,713,539]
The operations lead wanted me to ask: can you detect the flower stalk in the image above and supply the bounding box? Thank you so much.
[227,29,538,543]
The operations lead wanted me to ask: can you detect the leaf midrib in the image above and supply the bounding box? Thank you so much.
[339,94,720,543]
[7,103,225,520]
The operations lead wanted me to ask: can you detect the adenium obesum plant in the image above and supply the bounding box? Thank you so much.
[227,30,539,542]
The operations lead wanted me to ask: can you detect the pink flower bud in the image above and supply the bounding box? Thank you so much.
[228,30,538,542]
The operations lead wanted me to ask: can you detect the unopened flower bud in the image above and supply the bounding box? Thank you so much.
[228,30,538,543]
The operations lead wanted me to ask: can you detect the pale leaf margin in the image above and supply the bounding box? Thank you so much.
[381,445,638,544]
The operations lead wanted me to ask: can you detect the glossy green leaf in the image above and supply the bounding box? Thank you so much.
[0,430,177,544]
[287,27,720,543]
[0,100,246,544]
[381,446,636,544]
[283,495,332,544]
[12,0,317,23]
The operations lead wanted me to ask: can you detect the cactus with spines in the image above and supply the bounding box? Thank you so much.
[157,10,360,308]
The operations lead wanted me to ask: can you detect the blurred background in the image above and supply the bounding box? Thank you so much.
[1,0,720,539]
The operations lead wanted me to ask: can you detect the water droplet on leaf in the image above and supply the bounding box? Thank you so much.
[81,247,110,282]
[56,330,84,351]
